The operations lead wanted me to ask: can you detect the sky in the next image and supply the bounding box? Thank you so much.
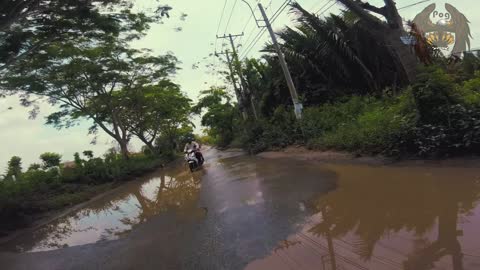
[1,0,479,171]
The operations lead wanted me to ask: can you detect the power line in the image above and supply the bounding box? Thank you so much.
[214,0,229,55]
[399,0,432,10]
[240,22,259,52]
[213,0,230,84]
[318,0,336,16]
[240,28,267,59]
[309,0,327,11]
[223,0,240,35]
[240,0,286,58]
[216,0,229,37]
[271,0,291,21]
[316,0,333,14]
[237,1,258,46]
[240,0,290,59]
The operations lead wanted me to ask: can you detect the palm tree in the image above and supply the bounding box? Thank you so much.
[272,3,403,103]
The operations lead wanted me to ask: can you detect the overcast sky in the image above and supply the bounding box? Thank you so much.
[1,0,479,171]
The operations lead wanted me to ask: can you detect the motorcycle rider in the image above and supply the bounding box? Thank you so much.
[183,136,204,163]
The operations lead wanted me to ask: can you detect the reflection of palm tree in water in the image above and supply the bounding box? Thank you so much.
[404,201,463,270]
[307,165,480,269]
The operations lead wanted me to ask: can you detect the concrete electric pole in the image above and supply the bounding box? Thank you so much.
[217,33,258,120]
[215,50,248,120]
[240,0,303,119]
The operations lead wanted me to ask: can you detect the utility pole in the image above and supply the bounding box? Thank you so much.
[217,33,258,120]
[216,50,248,120]
[257,3,302,119]
[240,0,303,119]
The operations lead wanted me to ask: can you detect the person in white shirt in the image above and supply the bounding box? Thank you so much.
[184,137,204,163]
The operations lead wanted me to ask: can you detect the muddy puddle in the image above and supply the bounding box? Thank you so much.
[0,160,202,252]
[246,163,480,270]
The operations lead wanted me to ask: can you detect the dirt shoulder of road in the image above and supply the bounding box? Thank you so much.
[257,145,480,167]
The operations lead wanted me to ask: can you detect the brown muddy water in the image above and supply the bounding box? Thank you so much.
[0,160,202,252]
[1,149,480,270]
[246,164,480,270]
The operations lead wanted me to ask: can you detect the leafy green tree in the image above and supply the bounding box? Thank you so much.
[0,0,171,74]
[83,151,94,160]
[74,153,83,168]
[193,87,239,146]
[4,156,22,181]
[40,152,62,169]
[241,58,277,116]
[118,80,192,154]
[2,34,178,158]
[260,4,406,106]
[27,163,42,171]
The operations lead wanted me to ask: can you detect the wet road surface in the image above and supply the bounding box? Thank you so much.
[1,148,480,269]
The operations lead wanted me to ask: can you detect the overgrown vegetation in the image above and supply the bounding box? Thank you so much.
[198,3,480,158]
[0,149,172,232]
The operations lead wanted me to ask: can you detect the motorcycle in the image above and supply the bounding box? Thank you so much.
[185,149,204,172]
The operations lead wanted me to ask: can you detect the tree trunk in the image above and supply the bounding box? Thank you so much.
[145,142,156,155]
[138,135,156,155]
[337,0,419,85]
[384,28,418,84]
[360,23,418,85]
[119,140,129,159]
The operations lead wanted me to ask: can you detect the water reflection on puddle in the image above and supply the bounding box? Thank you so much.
[246,164,480,270]
[3,163,201,252]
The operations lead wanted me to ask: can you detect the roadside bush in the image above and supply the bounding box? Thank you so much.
[301,96,373,139]
[306,93,415,155]
[243,106,302,153]
[392,67,480,156]
[402,104,480,156]
[83,157,110,183]
[459,71,480,106]
[300,65,480,157]
[0,150,169,226]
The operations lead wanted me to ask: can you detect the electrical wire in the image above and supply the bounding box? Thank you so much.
[223,0,240,35]
[271,0,291,21]
[216,0,229,37]
[237,1,259,46]
[240,0,290,59]
[399,0,432,10]
[316,0,333,14]
[240,0,287,58]
[318,0,336,16]
[213,0,229,84]
[240,28,267,59]
[309,0,327,11]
